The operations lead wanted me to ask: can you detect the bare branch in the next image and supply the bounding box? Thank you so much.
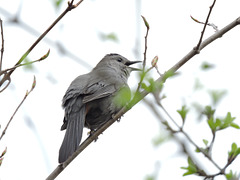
[46,16,240,180]
[0,18,4,71]
[135,16,150,94]
[141,15,149,71]
[0,76,36,141]
[168,17,240,74]
[195,0,217,51]
[73,0,84,8]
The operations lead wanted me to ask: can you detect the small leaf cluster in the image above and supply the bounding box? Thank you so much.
[228,143,240,164]
[141,78,163,93]
[181,157,206,176]
[177,105,189,125]
[204,106,240,133]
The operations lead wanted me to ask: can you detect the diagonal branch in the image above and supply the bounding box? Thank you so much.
[0,76,36,141]
[46,16,240,180]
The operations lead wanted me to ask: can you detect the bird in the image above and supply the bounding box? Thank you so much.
[58,53,141,163]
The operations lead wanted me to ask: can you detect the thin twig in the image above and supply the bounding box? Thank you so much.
[0,76,36,141]
[160,104,222,171]
[0,0,85,91]
[46,16,240,180]
[0,7,91,69]
[195,0,217,51]
[190,15,218,32]
[141,15,149,71]
[208,131,216,156]
[0,18,4,72]
[0,49,50,76]
[143,98,207,175]
[135,16,150,93]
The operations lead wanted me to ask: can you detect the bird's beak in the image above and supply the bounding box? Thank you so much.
[125,60,142,71]
[125,60,142,66]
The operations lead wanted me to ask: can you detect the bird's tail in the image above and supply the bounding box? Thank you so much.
[58,100,85,163]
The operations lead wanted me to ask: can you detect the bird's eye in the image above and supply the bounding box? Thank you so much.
[117,58,122,62]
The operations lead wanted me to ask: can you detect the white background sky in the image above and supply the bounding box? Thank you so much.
[0,0,240,180]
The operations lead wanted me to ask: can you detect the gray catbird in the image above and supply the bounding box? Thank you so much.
[58,53,141,163]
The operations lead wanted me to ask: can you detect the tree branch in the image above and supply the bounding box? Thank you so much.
[195,0,217,51]
[0,76,36,141]
[0,0,85,91]
[0,7,92,69]
[46,16,240,180]
[0,49,50,76]
[160,104,221,170]
[0,18,4,72]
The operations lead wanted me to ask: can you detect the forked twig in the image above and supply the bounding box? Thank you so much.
[195,0,217,51]
[0,76,36,141]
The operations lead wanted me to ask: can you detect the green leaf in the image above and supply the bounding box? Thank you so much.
[228,143,240,161]
[203,106,215,119]
[22,58,35,71]
[162,70,177,82]
[207,112,238,132]
[99,32,118,42]
[193,78,204,91]
[141,82,151,92]
[225,170,239,180]
[208,90,227,106]
[207,117,216,132]
[152,131,170,147]
[219,112,237,130]
[230,123,240,129]
[0,157,3,166]
[148,78,163,93]
[225,170,233,180]
[201,62,215,70]
[215,118,221,127]
[141,15,150,29]
[203,139,208,146]
[177,105,189,122]
[113,86,131,108]
[181,157,197,176]
[145,175,155,180]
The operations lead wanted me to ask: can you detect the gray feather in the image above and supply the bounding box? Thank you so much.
[59,96,85,163]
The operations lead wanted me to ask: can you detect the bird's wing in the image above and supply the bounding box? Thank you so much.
[82,82,116,103]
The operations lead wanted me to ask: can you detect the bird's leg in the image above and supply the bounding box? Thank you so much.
[87,129,99,142]
[112,114,123,122]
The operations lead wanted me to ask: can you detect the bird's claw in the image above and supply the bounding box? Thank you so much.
[88,129,99,142]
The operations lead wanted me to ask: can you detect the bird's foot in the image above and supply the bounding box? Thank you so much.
[88,129,99,142]
[112,114,123,122]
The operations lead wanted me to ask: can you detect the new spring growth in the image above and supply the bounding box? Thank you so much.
[151,56,162,76]
[151,56,158,67]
